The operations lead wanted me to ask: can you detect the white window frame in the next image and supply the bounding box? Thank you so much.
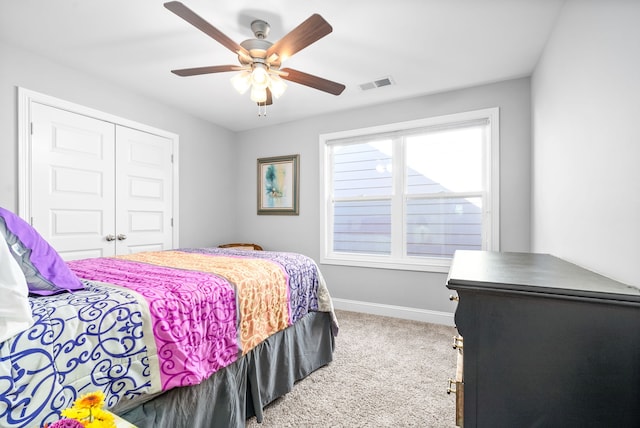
[319,108,500,273]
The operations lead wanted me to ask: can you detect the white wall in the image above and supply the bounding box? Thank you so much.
[234,78,532,319]
[0,41,237,248]
[531,0,640,286]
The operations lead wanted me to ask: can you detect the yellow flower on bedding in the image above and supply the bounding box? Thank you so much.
[60,407,85,420]
[47,391,116,428]
[74,391,105,411]
[84,408,115,428]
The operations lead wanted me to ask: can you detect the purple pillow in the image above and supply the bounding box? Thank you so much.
[0,207,83,296]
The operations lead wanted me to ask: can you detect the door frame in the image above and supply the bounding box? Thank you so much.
[17,87,180,247]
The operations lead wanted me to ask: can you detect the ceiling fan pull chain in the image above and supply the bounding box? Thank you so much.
[257,103,267,117]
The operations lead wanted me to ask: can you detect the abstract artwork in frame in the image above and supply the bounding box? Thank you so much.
[257,154,300,215]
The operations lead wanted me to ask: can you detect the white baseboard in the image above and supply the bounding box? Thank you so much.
[332,298,455,327]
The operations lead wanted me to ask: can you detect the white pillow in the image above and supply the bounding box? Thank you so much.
[0,231,34,342]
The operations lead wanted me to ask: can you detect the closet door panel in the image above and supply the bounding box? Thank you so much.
[30,102,116,259]
[115,126,173,255]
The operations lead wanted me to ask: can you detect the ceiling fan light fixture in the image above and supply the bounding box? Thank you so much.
[250,85,268,103]
[268,74,287,99]
[230,71,252,94]
[251,63,269,88]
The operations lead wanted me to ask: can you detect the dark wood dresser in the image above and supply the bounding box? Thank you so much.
[446,251,640,428]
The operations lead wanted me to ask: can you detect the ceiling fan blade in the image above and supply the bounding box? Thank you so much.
[164,1,249,57]
[171,65,239,76]
[280,68,345,95]
[266,14,332,61]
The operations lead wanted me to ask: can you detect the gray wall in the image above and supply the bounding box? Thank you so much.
[531,0,640,286]
[234,78,532,316]
[0,39,532,321]
[0,41,237,248]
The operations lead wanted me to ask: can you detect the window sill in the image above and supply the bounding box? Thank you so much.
[320,254,452,273]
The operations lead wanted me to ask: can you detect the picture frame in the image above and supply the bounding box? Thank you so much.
[257,154,300,215]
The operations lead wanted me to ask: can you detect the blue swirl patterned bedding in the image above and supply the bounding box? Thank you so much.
[0,280,154,427]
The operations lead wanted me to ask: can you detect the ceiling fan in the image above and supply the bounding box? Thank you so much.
[164,1,346,108]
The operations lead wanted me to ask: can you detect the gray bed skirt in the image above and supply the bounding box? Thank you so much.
[114,311,335,428]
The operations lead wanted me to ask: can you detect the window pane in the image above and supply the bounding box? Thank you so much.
[321,108,497,271]
[333,200,391,255]
[406,127,484,194]
[406,197,482,257]
[333,140,392,198]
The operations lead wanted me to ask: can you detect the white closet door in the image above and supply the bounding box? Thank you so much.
[115,126,174,255]
[30,102,116,260]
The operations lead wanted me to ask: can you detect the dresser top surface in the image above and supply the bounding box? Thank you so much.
[447,251,640,302]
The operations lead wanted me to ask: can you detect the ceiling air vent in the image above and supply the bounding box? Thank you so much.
[359,76,395,91]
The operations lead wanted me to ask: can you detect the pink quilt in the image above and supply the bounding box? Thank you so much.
[68,255,240,390]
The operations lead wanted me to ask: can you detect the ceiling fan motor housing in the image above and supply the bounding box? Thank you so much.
[239,38,281,70]
[250,19,270,39]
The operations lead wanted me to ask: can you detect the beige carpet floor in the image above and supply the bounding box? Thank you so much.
[246,309,458,428]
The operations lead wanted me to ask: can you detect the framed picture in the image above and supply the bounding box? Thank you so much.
[257,154,300,215]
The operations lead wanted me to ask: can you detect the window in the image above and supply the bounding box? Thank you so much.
[319,108,499,272]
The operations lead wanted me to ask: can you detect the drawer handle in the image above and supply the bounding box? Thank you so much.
[449,294,459,302]
[446,378,457,394]
[452,335,464,350]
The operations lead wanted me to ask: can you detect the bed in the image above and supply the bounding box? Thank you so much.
[0,207,338,428]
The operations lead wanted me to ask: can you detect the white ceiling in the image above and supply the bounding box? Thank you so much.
[0,0,565,132]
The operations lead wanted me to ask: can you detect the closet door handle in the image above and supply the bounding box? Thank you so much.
[117,234,128,241]
[105,234,116,242]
